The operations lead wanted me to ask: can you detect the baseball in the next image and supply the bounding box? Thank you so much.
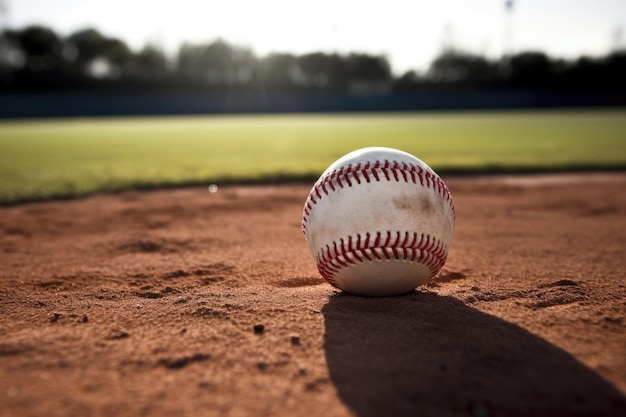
[302,147,455,296]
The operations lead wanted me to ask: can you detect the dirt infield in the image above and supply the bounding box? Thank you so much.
[1,173,625,417]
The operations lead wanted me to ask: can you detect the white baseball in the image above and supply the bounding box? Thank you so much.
[302,147,455,296]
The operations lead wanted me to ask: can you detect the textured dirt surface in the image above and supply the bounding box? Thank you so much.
[1,173,625,417]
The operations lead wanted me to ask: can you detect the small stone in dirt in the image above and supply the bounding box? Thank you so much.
[163,269,190,279]
[194,307,227,318]
[107,329,130,340]
[134,291,163,299]
[197,381,216,390]
[465,296,478,304]
[437,271,467,283]
[290,335,301,346]
[540,279,579,288]
[81,315,89,323]
[49,313,62,323]
[159,353,210,369]
[554,279,578,286]
[253,324,265,334]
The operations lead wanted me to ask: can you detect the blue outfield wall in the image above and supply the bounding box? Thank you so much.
[1,90,625,118]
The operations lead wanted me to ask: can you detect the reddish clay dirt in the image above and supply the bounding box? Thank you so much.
[1,173,625,417]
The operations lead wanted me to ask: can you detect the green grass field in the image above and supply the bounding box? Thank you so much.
[1,109,625,205]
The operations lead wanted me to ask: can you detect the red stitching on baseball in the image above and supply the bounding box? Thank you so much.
[301,161,455,234]
[314,231,448,286]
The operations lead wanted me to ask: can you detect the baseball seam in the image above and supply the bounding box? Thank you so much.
[301,160,455,233]
[315,231,448,287]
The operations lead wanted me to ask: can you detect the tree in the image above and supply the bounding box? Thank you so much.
[297,52,346,88]
[124,44,169,80]
[4,25,60,57]
[394,70,426,91]
[258,53,301,88]
[66,28,132,77]
[104,38,133,68]
[66,28,109,65]
[177,39,255,86]
[3,25,63,71]
[506,52,554,88]
[345,53,391,82]
[0,31,25,71]
[602,51,626,90]
[427,51,499,86]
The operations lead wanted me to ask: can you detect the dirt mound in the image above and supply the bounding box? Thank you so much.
[1,174,625,416]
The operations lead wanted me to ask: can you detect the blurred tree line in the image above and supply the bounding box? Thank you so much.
[0,25,625,93]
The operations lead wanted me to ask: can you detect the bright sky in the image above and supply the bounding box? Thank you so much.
[3,0,626,74]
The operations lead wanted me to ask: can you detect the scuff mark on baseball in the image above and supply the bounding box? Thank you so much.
[302,147,455,296]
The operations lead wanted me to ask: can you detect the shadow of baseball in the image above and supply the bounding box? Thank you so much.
[322,291,626,417]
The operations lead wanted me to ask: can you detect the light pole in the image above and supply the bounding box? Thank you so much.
[500,0,515,78]
[503,0,515,58]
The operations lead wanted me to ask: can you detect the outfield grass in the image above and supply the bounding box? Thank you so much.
[1,109,625,204]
